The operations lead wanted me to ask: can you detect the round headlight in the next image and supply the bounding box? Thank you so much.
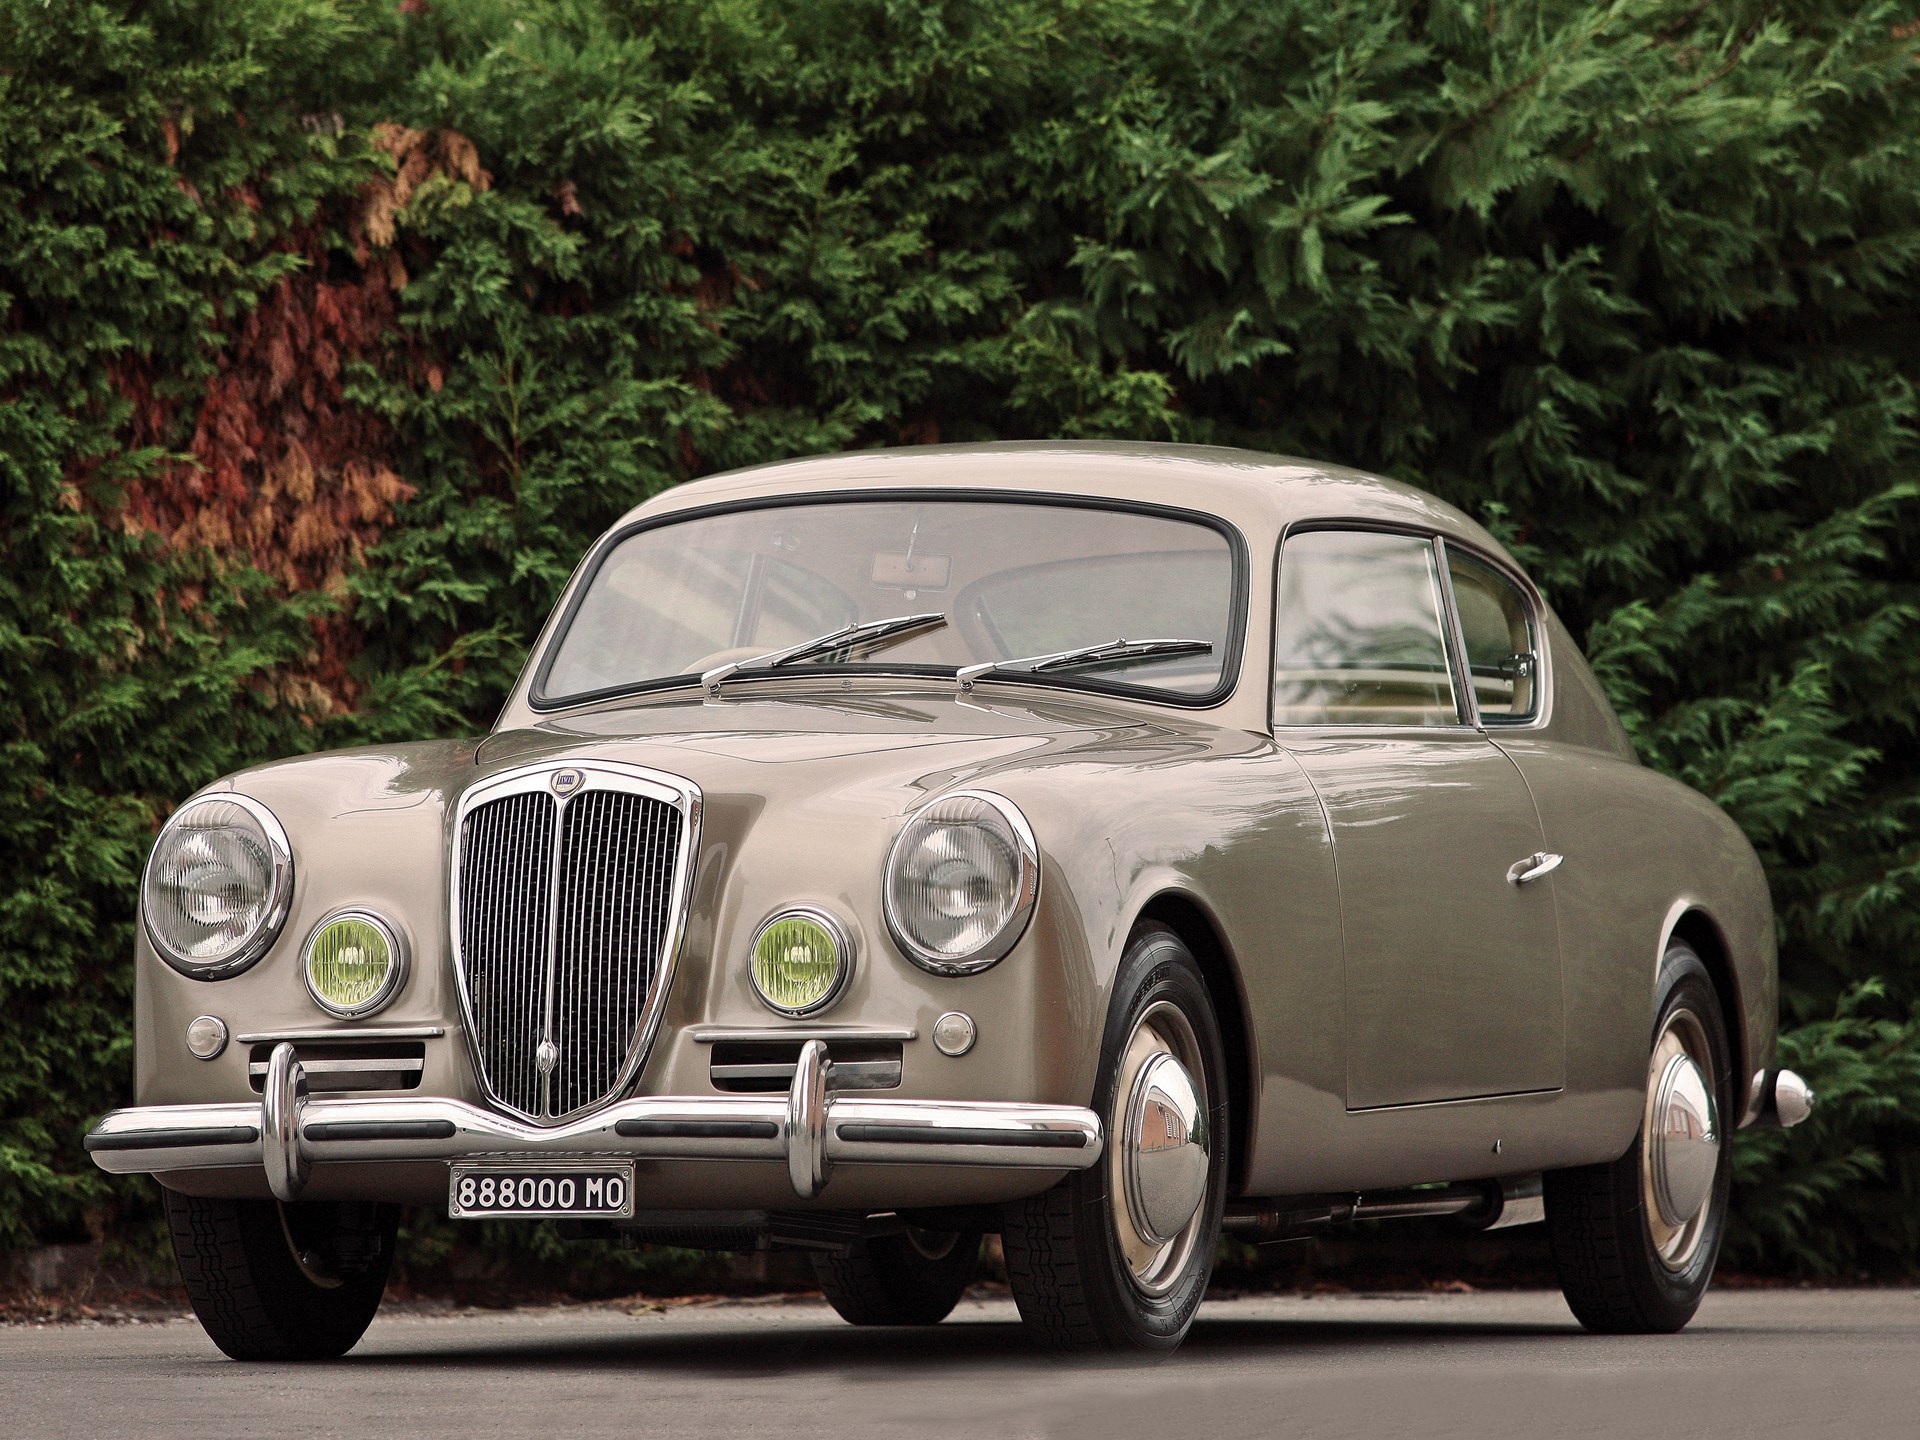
[884,791,1039,975]
[749,909,852,1016]
[142,793,294,978]
[304,910,408,1017]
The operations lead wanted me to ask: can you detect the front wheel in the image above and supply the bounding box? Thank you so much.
[1544,941,1732,1333]
[165,1189,398,1360]
[1001,924,1228,1352]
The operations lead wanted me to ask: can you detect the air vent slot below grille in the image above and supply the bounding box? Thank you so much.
[247,1042,424,1094]
[709,1040,903,1093]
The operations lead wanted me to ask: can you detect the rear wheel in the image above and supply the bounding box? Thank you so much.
[165,1189,397,1360]
[1001,925,1227,1352]
[1544,942,1732,1334]
[811,1225,980,1325]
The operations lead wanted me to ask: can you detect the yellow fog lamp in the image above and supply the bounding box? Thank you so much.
[303,910,408,1018]
[749,909,853,1016]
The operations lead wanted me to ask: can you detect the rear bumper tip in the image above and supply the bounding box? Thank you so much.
[1744,1067,1815,1129]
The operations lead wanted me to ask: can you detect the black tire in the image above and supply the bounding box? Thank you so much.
[1001,924,1228,1352]
[810,1226,981,1325]
[165,1189,398,1360]
[1544,942,1733,1334]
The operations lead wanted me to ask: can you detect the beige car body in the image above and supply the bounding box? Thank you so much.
[98,442,1780,1217]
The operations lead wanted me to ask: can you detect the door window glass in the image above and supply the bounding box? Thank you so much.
[1445,549,1539,722]
[1273,531,1460,726]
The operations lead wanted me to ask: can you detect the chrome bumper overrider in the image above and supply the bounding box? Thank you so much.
[85,1041,1102,1202]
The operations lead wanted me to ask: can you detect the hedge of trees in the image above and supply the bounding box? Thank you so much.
[3,0,1916,1276]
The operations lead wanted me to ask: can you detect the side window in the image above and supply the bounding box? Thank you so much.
[1272,531,1461,727]
[1444,549,1539,723]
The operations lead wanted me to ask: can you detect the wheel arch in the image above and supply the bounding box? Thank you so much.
[1133,891,1255,1197]
[1662,905,1749,1118]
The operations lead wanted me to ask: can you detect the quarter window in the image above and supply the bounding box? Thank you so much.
[1272,531,1461,727]
[1444,548,1539,723]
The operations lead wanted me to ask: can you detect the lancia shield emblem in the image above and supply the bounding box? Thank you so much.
[549,767,585,798]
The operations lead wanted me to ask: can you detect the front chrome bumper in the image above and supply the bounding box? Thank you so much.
[85,1041,1103,1203]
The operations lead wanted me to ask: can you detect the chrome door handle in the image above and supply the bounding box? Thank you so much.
[1507,852,1563,886]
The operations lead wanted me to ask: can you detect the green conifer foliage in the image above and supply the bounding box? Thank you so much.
[2,0,1915,1273]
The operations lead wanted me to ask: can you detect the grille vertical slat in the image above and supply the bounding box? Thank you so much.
[458,790,556,1119]
[457,778,685,1121]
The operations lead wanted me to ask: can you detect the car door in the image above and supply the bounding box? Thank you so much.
[1271,528,1566,1109]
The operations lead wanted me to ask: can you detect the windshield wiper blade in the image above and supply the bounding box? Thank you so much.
[955,638,1213,694]
[702,613,948,696]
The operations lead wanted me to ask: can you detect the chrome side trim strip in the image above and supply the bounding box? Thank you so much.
[246,1058,426,1078]
[710,1060,901,1090]
[688,1025,916,1045]
[237,1026,447,1044]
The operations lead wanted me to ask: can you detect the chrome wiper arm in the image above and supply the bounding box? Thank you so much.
[955,638,1213,694]
[703,613,948,696]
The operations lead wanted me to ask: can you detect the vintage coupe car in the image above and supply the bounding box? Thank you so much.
[87,442,1812,1359]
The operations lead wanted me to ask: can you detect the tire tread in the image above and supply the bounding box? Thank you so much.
[1000,925,1226,1353]
[165,1190,393,1360]
[1543,945,1730,1336]
[811,1231,978,1326]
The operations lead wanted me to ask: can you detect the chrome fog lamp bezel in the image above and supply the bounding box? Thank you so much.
[302,908,410,1019]
[748,907,855,1017]
[883,789,1040,976]
[141,792,296,980]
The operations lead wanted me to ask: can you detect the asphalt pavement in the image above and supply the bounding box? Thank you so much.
[2,1288,1912,1439]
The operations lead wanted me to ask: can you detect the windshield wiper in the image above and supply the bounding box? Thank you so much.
[702,613,949,696]
[955,638,1213,695]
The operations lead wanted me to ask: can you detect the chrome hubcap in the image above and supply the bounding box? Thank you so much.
[1124,1053,1208,1244]
[1109,1001,1211,1296]
[1642,1008,1720,1269]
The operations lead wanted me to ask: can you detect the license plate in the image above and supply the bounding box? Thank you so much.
[448,1162,636,1219]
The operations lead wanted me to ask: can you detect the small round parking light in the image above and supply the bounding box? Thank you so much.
[185,1014,229,1060]
[749,909,852,1016]
[932,1011,977,1057]
[303,910,408,1018]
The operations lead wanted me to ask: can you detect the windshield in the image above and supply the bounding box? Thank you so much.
[534,498,1242,706]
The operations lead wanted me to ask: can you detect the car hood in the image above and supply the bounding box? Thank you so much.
[216,686,1256,837]
[472,687,1219,796]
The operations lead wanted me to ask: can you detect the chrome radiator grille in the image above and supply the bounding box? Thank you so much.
[453,764,696,1122]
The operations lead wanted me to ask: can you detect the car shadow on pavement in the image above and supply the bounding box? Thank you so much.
[336,1310,1587,1374]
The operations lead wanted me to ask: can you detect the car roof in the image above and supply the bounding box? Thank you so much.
[619,440,1514,562]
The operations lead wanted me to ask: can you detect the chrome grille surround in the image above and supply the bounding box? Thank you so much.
[450,761,701,1125]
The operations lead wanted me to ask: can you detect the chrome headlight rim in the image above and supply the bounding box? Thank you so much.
[302,907,411,1019]
[883,789,1040,977]
[141,791,295,980]
[748,905,855,1018]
